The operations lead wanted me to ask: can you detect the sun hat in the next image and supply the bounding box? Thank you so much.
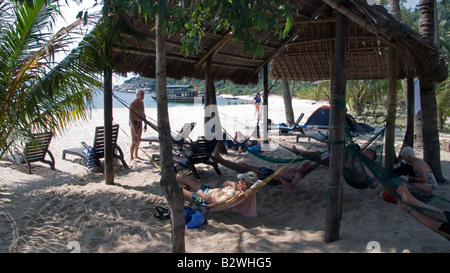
[237,171,258,185]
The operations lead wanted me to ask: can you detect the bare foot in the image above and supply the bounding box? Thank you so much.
[396,184,412,203]
[396,184,414,211]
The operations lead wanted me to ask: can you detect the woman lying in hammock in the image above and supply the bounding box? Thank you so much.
[212,152,313,190]
[176,171,259,206]
[396,184,450,240]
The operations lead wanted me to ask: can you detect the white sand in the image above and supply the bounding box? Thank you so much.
[1,95,449,253]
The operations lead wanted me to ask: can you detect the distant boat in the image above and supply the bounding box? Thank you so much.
[151,85,203,103]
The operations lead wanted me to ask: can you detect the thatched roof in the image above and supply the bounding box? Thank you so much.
[109,0,447,85]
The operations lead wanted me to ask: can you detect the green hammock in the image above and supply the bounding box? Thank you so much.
[222,129,327,164]
[342,127,385,190]
[343,126,450,235]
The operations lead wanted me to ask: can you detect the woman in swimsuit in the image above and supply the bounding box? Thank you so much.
[253,92,262,119]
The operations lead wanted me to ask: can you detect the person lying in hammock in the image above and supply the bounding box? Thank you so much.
[396,184,450,240]
[223,131,260,154]
[291,145,329,165]
[343,146,379,189]
[212,152,312,190]
[176,171,258,206]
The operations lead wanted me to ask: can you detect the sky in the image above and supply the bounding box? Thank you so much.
[403,0,419,10]
[57,0,131,86]
[57,0,421,86]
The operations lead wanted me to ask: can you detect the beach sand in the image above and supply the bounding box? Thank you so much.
[1,95,449,253]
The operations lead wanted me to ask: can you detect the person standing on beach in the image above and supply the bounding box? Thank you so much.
[129,89,147,161]
[252,92,262,119]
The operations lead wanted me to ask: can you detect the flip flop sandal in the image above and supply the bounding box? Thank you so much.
[154,206,171,220]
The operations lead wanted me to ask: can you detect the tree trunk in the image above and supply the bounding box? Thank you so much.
[390,0,415,153]
[419,0,447,183]
[103,35,114,185]
[389,0,401,21]
[209,81,227,153]
[414,110,423,149]
[325,12,348,244]
[401,78,415,151]
[384,46,397,171]
[155,12,185,253]
[281,79,295,126]
[420,81,446,182]
[204,55,223,148]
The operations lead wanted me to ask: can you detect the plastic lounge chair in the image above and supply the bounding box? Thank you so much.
[270,113,305,135]
[0,132,55,174]
[141,122,196,145]
[296,129,329,143]
[62,124,128,171]
[172,136,222,179]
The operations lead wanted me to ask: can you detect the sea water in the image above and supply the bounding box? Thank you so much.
[90,91,250,109]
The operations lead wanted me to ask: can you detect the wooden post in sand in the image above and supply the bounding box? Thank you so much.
[103,34,114,185]
[325,12,348,243]
[262,64,269,143]
[384,45,397,171]
[155,10,185,253]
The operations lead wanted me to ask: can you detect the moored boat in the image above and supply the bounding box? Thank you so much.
[151,85,202,103]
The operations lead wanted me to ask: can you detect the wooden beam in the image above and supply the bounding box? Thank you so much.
[325,11,349,244]
[288,36,385,46]
[293,17,337,24]
[195,31,233,68]
[323,0,380,37]
[322,0,396,48]
[254,3,329,73]
[112,47,262,70]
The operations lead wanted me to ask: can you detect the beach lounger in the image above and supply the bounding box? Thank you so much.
[172,137,222,179]
[141,122,196,145]
[62,124,129,171]
[296,128,329,144]
[0,132,55,174]
[269,113,305,135]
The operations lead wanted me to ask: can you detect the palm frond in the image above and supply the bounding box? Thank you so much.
[0,0,103,157]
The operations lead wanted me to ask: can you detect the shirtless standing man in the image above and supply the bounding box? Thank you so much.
[129,89,147,161]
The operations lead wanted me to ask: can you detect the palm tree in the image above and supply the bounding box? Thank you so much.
[437,20,450,130]
[418,0,447,183]
[281,79,295,126]
[346,80,371,116]
[0,0,102,156]
[389,0,416,151]
[437,77,450,129]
